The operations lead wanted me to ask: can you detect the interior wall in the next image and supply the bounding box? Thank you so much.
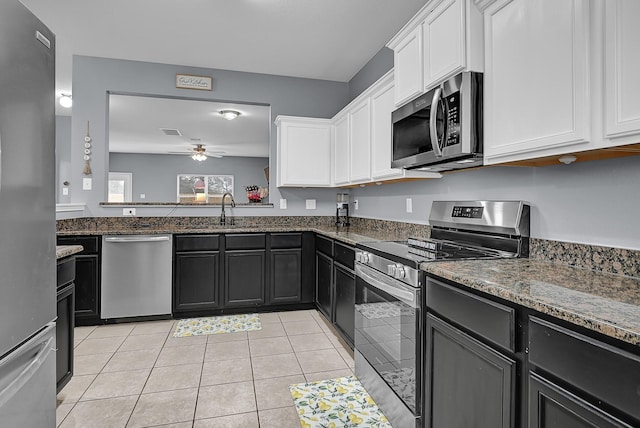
[109,153,269,203]
[70,55,350,217]
[55,115,71,204]
[351,156,640,250]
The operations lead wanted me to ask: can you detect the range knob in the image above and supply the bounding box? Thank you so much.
[394,264,406,279]
[387,264,397,276]
[359,252,370,264]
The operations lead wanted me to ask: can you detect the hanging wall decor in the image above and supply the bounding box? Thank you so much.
[83,121,92,175]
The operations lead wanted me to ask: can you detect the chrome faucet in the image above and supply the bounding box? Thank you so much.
[220,192,235,225]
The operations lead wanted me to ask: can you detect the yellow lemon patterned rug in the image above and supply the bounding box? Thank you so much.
[173,314,262,337]
[289,376,392,428]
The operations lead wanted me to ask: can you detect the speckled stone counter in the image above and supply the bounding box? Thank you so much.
[56,245,83,259]
[421,258,640,346]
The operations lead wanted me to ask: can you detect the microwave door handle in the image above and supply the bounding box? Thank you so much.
[430,85,444,157]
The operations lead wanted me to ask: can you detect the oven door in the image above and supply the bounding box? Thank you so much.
[354,263,421,426]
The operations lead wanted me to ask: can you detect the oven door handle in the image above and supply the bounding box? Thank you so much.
[355,264,418,308]
[429,85,444,158]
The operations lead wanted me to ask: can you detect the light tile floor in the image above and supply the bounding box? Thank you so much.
[57,309,354,428]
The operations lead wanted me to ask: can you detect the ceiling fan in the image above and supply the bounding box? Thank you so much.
[169,144,225,161]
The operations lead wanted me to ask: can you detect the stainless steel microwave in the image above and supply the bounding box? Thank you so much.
[391,72,483,172]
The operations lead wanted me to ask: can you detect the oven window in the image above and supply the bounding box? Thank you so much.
[355,276,420,413]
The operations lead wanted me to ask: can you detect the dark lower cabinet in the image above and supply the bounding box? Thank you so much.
[315,251,333,320]
[269,248,302,304]
[224,250,266,306]
[333,261,355,345]
[56,257,75,393]
[528,372,633,428]
[57,236,101,325]
[173,252,220,313]
[424,313,516,428]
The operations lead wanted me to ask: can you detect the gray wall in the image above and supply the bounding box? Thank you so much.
[55,116,72,204]
[109,153,269,203]
[351,156,640,250]
[348,47,394,101]
[69,55,350,217]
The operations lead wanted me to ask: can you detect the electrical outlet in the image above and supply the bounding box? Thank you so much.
[62,188,69,195]
[280,198,287,209]
[123,208,136,216]
[305,199,316,209]
[82,177,92,190]
[406,197,413,213]
[140,193,146,199]
[354,200,359,210]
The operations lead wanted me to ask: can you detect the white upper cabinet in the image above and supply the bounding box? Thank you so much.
[333,113,350,186]
[388,0,483,106]
[370,75,401,180]
[275,116,332,187]
[391,27,423,107]
[349,98,372,182]
[482,0,591,165]
[604,0,640,140]
[423,0,483,91]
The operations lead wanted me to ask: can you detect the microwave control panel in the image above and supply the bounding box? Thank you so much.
[444,92,460,147]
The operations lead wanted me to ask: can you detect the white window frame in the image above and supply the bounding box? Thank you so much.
[108,172,133,202]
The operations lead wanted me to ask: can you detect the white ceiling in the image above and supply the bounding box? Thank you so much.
[20,0,428,115]
[109,95,270,157]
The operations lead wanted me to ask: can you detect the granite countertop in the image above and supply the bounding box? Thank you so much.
[56,245,84,259]
[421,258,640,346]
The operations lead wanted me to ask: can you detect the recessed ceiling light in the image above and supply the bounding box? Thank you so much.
[59,93,72,108]
[219,110,241,120]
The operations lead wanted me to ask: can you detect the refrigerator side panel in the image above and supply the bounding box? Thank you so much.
[0,0,56,356]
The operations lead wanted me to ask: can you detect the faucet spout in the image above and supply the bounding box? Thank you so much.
[220,192,235,225]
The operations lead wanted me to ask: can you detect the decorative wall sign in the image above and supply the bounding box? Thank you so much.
[176,74,213,91]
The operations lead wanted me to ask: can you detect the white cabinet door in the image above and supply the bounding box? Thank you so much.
[423,0,465,90]
[276,117,332,187]
[393,26,423,106]
[349,98,371,182]
[483,0,591,165]
[604,0,640,139]
[333,113,350,186]
[371,76,402,180]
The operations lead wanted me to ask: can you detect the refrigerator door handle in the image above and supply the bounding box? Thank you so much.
[0,323,55,408]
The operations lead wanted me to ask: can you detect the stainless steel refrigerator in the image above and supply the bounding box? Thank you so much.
[0,0,57,425]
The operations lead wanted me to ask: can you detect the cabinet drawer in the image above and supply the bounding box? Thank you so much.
[175,234,219,252]
[225,233,266,250]
[56,257,76,289]
[529,316,640,422]
[315,235,333,257]
[57,236,99,254]
[334,242,354,270]
[427,277,515,352]
[271,233,302,249]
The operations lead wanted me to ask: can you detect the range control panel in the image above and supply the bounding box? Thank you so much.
[452,206,484,219]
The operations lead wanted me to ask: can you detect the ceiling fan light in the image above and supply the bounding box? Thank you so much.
[220,110,240,120]
[59,93,72,108]
[192,153,207,162]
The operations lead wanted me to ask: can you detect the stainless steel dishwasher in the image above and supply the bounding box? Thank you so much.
[101,234,172,319]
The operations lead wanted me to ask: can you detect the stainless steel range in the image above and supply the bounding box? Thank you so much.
[354,200,530,428]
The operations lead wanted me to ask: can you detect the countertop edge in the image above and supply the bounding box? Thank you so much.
[56,245,84,260]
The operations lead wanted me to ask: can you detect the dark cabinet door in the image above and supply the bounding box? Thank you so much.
[425,314,516,428]
[73,254,100,322]
[315,251,333,321]
[333,262,355,346]
[269,248,302,304]
[529,372,633,428]
[173,251,220,313]
[224,250,266,306]
[56,282,74,393]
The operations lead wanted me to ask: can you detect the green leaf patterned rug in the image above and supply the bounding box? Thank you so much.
[289,376,392,428]
[173,314,262,337]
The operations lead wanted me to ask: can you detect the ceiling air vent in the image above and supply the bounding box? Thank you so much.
[160,128,182,136]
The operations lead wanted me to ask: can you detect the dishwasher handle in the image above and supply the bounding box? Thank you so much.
[104,235,170,243]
